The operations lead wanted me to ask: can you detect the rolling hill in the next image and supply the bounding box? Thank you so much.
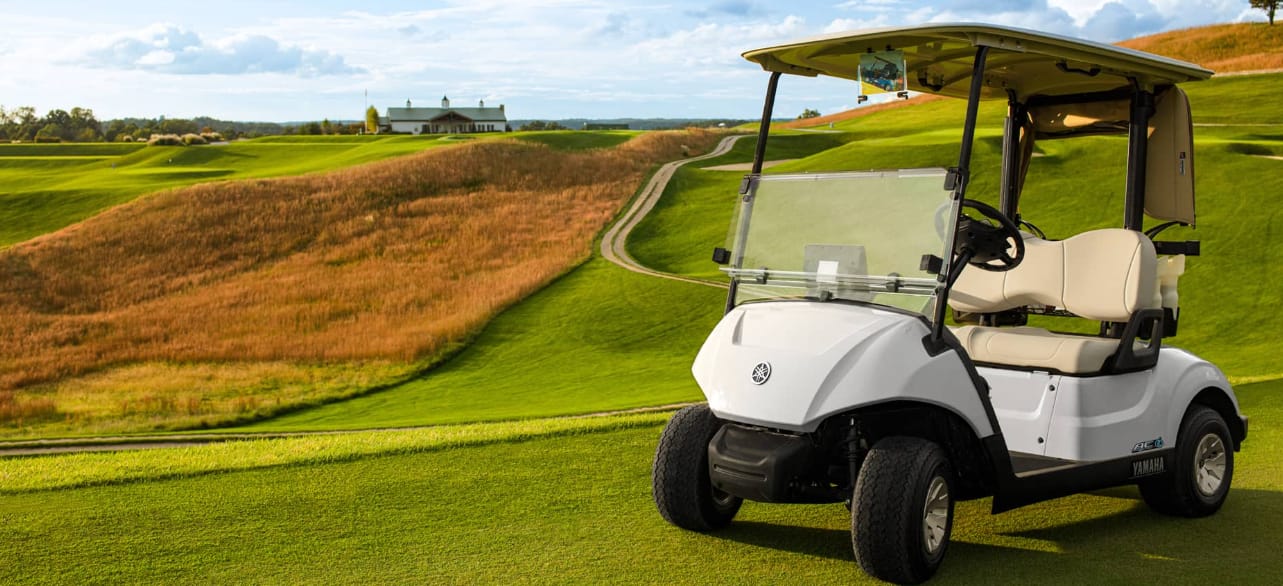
[0,135,467,247]
[1119,22,1283,73]
[631,72,1283,380]
[0,131,720,437]
[1,20,1282,586]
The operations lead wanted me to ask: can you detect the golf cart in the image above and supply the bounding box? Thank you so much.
[651,24,1248,584]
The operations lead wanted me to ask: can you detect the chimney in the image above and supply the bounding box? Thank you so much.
[442,95,450,108]
[406,99,411,108]
[499,104,505,112]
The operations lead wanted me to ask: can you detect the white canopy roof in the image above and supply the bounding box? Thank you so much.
[742,23,1212,101]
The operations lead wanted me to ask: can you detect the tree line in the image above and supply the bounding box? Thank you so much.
[1,105,363,143]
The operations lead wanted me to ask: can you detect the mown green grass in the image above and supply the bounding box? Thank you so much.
[514,130,640,150]
[1,378,1277,584]
[0,411,671,493]
[0,135,458,246]
[236,258,724,431]
[625,133,866,280]
[629,73,1283,378]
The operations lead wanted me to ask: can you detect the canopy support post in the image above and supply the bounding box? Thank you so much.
[1000,90,1025,223]
[726,71,783,315]
[751,72,782,175]
[1125,82,1154,231]
[931,45,989,345]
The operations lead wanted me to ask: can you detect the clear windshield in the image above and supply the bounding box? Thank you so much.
[725,169,954,316]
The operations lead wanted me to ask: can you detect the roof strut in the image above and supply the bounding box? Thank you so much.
[1124,79,1154,231]
[751,72,783,175]
[1000,89,1025,222]
[931,45,989,344]
[726,71,783,315]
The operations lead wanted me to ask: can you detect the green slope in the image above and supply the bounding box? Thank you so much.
[2,378,1279,583]
[237,134,863,432]
[0,135,458,247]
[629,73,1283,379]
[238,258,724,431]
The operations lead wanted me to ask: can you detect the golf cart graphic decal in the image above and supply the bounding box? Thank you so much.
[1131,456,1166,478]
[1132,437,1165,453]
[750,362,772,385]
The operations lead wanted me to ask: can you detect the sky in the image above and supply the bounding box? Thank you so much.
[0,1,1266,122]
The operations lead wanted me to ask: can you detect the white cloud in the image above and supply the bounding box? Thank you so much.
[0,1,1263,121]
[79,24,362,77]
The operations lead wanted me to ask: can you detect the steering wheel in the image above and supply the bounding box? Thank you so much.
[955,199,1025,272]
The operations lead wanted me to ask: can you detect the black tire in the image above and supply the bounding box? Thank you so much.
[1139,405,1234,517]
[851,436,955,585]
[652,404,742,531]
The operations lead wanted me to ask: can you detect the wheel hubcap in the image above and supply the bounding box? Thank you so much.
[1194,433,1227,497]
[922,475,950,555]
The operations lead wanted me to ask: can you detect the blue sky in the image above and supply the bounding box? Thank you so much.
[0,1,1264,122]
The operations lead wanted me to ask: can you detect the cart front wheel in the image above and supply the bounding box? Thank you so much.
[652,404,742,531]
[852,436,955,585]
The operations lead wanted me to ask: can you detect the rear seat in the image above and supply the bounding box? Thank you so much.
[948,229,1158,375]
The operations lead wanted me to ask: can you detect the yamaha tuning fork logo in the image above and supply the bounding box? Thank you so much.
[750,362,772,385]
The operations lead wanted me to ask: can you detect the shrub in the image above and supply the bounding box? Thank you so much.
[121,135,135,143]
[200,132,224,143]
[147,134,184,146]
[181,133,208,146]
[34,135,62,143]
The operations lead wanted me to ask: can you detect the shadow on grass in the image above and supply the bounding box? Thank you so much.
[716,521,852,562]
[710,487,1283,581]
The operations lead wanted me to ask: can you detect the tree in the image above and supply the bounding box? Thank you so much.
[321,118,333,135]
[1254,0,1279,25]
[365,106,379,134]
[798,108,821,119]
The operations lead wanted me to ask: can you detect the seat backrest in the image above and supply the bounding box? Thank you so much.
[949,229,1158,322]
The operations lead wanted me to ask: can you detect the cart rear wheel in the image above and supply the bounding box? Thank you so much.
[1139,405,1234,517]
[852,436,955,585]
[652,404,742,531]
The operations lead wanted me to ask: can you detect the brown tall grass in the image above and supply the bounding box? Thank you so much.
[0,130,720,393]
[1118,22,1283,73]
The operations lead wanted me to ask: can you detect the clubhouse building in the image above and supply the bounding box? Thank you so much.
[381,96,508,135]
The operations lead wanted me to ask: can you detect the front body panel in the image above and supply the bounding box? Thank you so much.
[692,301,994,437]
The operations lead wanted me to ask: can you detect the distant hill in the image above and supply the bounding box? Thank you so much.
[1118,22,1283,73]
[782,22,1283,131]
[509,118,755,130]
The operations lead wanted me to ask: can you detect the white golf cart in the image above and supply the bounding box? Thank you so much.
[652,24,1248,584]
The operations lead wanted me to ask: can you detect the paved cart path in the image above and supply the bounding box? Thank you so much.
[599,134,747,289]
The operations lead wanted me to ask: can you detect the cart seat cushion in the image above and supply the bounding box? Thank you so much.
[949,229,1158,322]
[950,325,1128,374]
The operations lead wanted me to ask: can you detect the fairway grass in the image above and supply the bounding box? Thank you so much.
[0,135,460,247]
[236,258,724,431]
[0,131,722,438]
[629,73,1283,379]
[1,379,1278,584]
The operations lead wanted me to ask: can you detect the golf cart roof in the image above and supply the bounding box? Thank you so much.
[742,23,1212,101]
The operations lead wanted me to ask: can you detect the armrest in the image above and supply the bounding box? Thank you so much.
[1104,309,1164,373]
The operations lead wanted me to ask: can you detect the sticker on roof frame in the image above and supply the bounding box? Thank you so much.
[859,50,907,96]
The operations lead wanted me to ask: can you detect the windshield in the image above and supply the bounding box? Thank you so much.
[725,169,954,316]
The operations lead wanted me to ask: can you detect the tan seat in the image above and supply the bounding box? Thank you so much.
[950,325,1126,373]
[948,229,1158,374]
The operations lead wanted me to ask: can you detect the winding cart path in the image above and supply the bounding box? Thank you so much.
[599,134,747,289]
